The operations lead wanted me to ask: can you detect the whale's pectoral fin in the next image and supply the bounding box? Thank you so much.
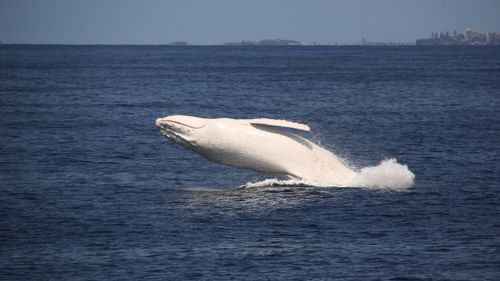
[246,118,311,131]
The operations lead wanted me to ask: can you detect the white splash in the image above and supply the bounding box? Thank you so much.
[351,158,415,189]
[241,178,316,189]
[241,158,415,189]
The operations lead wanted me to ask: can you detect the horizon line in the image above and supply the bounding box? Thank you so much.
[0,42,419,46]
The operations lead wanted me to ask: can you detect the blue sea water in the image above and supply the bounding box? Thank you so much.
[1,45,499,280]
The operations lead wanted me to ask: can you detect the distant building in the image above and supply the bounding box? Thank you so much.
[486,32,494,44]
[464,28,472,41]
[416,27,500,45]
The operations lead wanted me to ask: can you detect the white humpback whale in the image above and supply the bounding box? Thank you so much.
[155,115,357,186]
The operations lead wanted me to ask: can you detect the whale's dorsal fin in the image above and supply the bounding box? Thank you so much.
[246,118,310,131]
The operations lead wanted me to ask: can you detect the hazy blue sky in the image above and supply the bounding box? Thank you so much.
[1,0,499,44]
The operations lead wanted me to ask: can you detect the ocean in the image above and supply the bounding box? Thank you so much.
[1,45,499,280]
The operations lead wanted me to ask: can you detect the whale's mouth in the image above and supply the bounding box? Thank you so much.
[156,123,195,150]
[160,129,195,150]
[156,115,206,149]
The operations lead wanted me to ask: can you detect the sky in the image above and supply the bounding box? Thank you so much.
[1,0,499,44]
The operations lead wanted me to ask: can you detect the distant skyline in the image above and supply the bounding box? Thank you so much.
[1,0,500,44]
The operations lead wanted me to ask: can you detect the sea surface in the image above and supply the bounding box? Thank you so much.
[1,45,499,280]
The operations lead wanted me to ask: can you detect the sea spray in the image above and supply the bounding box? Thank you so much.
[242,159,415,189]
[351,158,415,189]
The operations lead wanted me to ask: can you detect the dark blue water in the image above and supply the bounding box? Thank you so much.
[1,45,499,280]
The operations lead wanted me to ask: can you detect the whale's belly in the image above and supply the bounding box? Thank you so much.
[196,129,307,174]
[198,139,299,175]
[196,128,356,186]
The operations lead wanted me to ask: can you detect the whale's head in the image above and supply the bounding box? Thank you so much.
[155,115,208,149]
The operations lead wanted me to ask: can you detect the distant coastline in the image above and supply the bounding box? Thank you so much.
[3,31,500,46]
[168,41,188,45]
[223,39,301,46]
